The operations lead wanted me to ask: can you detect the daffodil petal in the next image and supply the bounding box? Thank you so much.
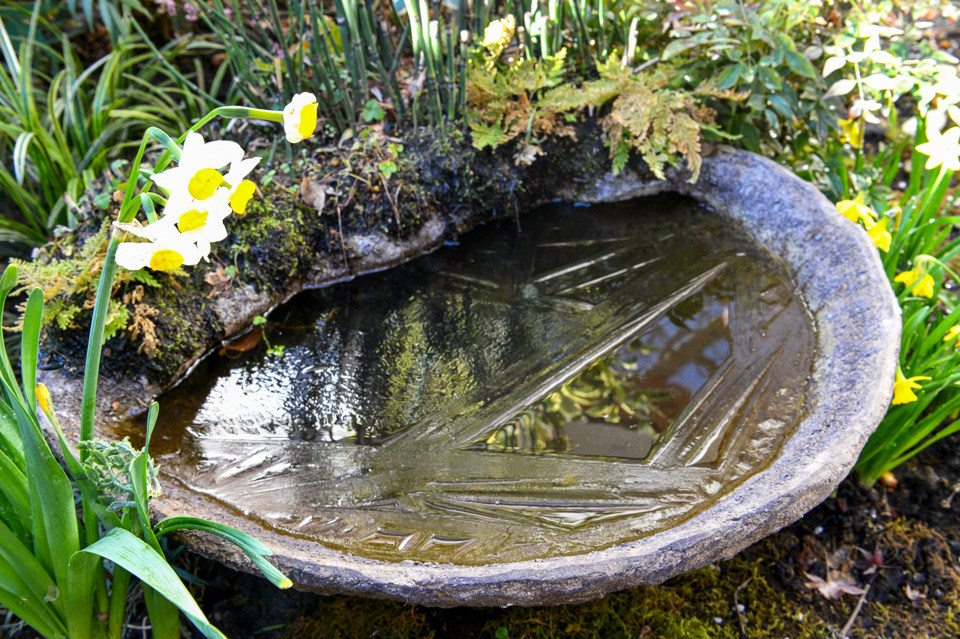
[223,157,261,187]
[230,180,257,215]
[152,166,189,192]
[197,140,245,170]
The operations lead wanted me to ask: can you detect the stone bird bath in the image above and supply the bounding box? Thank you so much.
[115,147,899,607]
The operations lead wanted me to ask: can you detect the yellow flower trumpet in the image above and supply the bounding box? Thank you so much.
[894,266,936,298]
[283,92,318,144]
[892,367,931,405]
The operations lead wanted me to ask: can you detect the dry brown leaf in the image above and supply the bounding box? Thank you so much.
[803,571,866,600]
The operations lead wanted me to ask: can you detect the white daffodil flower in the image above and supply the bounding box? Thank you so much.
[123,198,232,242]
[915,126,960,171]
[115,234,204,272]
[153,132,245,201]
[163,154,260,216]
[283,92,318,144]
[218,157,261,214]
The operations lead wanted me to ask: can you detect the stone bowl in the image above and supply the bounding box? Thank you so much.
[153,147,900,607]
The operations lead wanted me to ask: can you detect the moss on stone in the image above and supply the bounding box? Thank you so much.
[29,116,626,394]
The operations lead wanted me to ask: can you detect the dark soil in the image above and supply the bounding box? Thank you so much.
[119,431,959,639]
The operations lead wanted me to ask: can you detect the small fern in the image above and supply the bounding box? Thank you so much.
[466,44,572,163]
[468,48,718,181]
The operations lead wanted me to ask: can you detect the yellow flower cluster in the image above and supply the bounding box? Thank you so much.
[894,265,936,299]
[835,195,891,252]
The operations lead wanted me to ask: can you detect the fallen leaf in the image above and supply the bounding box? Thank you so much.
[300,177,336,215]
[856,546,888,575]
[513,143,543,166]
[905,584,927,603]
[219,327,263,357]
[803,571,866,600]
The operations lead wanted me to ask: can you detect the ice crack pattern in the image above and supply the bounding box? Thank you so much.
[134,195,816,565]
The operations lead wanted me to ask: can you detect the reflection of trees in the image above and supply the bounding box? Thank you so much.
[204,204,729,450]
[470,298,733,456]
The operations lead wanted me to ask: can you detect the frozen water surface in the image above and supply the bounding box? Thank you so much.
[135,195,816,565]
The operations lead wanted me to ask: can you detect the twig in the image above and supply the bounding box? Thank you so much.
[336,204,349,270]
[840,583,870,638]
[336,180,359,270]
[380,174,402,230]
[734,577,753,639]
[941,482,960,509]
[633,55,661,74]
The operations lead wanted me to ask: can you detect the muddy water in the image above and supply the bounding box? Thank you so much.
[133,195,816,565]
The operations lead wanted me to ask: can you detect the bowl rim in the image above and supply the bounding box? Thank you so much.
[152,146,901,607]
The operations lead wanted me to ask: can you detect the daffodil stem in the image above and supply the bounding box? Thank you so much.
[79,238,121,446]
[152,107,284,176]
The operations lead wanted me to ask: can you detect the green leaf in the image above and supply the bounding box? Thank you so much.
[20,288,42,412]
[661,38,697,61]
[43,400,122,530]
[758,67,782,91]
[129,454,163,551]
[9,394,77,619]
[362,99,385,122]
[12,131,34,186]
[767,95,794,119]
[715,65,740,91]
[145,126,181,162]
[144,584,182,639]
[145,402,159,456]
[740,122,760,152]
[65,551,100,639]
[468,120,505,150]
[154,516,291,590]
[378,160,398,180]
[0,265,25,404]
[785,50,817,79]
[83,528,227,639]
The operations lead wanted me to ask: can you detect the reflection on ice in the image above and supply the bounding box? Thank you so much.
[134,195,816,565]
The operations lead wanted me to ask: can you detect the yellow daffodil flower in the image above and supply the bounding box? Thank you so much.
[914,126,960,171]
[894,267,936,298]
[283,92,318,144]
[867,217,891,252]
[115,234,203,272]
[838,118,863,148]
[943,325,960,345]
[153,132,245,201]
[836,196,878,226]
[892,367,931,405]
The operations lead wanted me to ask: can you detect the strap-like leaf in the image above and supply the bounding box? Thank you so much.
[83,528,227,639]
[8,396,79,610]
[12,131,34,186]
[145,402,159,455]
[65,551,100,639]
[39,388,122,530]
[129,454,161,550]
[154,517,290,589]
[20,287,43,412]
[0,265,25,404]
